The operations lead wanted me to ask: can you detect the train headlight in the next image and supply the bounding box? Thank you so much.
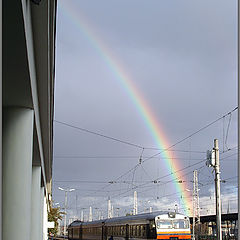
[168,212,176,218]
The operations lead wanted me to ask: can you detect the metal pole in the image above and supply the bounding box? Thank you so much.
[108,198,111,218]
[76,195,78,219]
[214,139,222,240]
[64,191,67,236]
[81,210,84,222]
[192,171,196,240]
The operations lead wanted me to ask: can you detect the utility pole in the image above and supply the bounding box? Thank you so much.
[108,198,112,219]
[76,195,78,219]
[98,210,101,220]
[192,170,200,240]
[206,139,222,240]
[149,207,152,213]
[64,191,67,235]
[214,139,222,240]
[89,206,92,222]
[81,210,84,222]
[174,204,178,213]
[133,191,138,215]
[116,208,120,217]
[111,205,114,218]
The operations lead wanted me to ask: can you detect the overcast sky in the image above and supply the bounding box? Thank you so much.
[53,0,237,222]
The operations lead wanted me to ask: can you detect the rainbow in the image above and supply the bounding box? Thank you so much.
[59,1,191,215]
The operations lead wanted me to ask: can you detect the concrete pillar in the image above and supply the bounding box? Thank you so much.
[31,166,42,240]
[2,107,34,240]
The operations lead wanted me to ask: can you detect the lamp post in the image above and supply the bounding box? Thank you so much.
[58,187,75,236]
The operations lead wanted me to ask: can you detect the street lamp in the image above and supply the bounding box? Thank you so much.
[58,187,75,236]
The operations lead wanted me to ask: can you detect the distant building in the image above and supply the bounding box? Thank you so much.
[2,1,56,240]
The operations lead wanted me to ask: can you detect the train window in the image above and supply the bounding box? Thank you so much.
[73,228,79,238]
[140,225,143,237]
[136,226,139,236]
[123,225,126,235]
[173,219,189,229]
[69,229,73,239]
[142,225,146,237]
[139,225,142,236]
[156,220,172,229]
[132,225,135,236]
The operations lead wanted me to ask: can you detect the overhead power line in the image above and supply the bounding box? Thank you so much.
[54,119,144,149]
[54,120,207,154]
[54,155,206,161]
[109,159,206,199]
[141,106,238,165]
[55,107,238,204]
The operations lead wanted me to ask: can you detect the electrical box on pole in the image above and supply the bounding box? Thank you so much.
[206,150,215,167]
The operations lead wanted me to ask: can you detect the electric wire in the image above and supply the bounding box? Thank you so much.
[55,107,238,212]
[54,119,144,150]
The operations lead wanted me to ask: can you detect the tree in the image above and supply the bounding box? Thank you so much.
[48,206,65,236]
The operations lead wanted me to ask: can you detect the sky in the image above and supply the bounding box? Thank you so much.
[53,0,238,223]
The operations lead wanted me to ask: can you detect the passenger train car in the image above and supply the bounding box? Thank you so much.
[68,211,191,240]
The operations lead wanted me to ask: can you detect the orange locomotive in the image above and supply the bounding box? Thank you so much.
[155,212,191,239]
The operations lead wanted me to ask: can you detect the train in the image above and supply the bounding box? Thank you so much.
[68,211,191,240]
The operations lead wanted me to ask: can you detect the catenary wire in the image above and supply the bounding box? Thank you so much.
[55,107,238,209]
